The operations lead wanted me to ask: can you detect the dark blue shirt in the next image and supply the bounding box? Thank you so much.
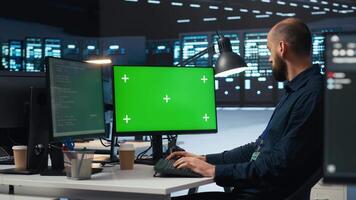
[206,65,324,199]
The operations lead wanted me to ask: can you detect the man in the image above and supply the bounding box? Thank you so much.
[168,18,324,200]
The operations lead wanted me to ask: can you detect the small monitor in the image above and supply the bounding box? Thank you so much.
[46,57,105,141]
[113,65,217,135]
[324,32,356,183]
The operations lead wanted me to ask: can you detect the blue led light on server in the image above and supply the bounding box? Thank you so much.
[25,38,43,72]
[173,40,180,65]
[9,40,23,72]
[244,32,274,104]
[1,43,9,69]
[44,39,61,58]
[182,35,209,66]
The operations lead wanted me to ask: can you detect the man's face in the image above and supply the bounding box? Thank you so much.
[267,33,287,82]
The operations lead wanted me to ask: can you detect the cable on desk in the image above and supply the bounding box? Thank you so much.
[100,137,111,142]
[99,138,111,147]
[134,134,180,161]
[0,147,10,156]
[167,134,178,147]
[136,136,153,160]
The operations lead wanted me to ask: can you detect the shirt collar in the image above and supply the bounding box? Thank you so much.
[285,64,320,93]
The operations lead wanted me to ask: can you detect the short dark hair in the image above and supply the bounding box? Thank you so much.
[273,18,312,57]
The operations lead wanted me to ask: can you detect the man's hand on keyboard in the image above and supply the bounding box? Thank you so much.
[166,151,206,161]
[173,157,215,177]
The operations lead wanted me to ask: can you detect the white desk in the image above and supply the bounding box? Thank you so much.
[0,194,53,200]
[0,164,214,200]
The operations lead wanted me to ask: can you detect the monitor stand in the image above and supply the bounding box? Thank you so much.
[40,143,65,176]
[88,122,119,165]
[29,88,64,176]
[109,135,119,162]
[134,135,163,165]
[91,136,119,165]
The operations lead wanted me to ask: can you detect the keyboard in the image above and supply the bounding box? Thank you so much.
[0,156,14,165]
[0,147,14,165]
[154,159,202,178]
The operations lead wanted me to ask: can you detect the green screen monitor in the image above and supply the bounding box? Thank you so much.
[46,57,105,141]
[113,66,217,135]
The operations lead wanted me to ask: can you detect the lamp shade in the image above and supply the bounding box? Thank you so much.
[215,37,247,77]
[85,55,112,65]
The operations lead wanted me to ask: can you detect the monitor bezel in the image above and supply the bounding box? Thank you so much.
[45,57,106,143]
[323,31,356,183]
[112,65,218,137]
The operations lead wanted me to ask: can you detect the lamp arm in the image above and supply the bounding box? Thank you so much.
[176,45,216,67]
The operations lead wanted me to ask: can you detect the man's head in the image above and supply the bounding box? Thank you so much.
[267,18,312,81]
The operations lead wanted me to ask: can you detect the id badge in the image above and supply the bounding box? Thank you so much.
[250,151,260,161]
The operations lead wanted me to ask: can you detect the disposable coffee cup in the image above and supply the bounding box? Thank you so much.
[12,145,28,170]
[119,143,135,170]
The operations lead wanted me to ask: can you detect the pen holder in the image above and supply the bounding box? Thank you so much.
[63,150,94,180]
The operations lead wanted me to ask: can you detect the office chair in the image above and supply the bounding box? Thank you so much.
[223,168,323,200]
[285,168,323,200]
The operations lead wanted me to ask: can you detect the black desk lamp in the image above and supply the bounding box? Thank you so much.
[178,35,248,77]
[214,36,248,77]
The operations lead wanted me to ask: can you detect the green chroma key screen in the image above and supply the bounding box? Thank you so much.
[113,66,217,134]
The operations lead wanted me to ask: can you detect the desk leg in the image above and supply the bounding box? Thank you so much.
[188,187,198,195]
[9,185,14,195]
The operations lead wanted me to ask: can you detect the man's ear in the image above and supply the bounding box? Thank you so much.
[279,41,287,58]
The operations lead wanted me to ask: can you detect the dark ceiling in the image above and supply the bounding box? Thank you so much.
[1,0,356,39]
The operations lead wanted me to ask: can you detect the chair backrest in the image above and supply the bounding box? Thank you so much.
[285,168,323,200]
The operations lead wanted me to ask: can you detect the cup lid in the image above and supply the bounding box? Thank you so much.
[12,145,27,150]
[119,143,135,151]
